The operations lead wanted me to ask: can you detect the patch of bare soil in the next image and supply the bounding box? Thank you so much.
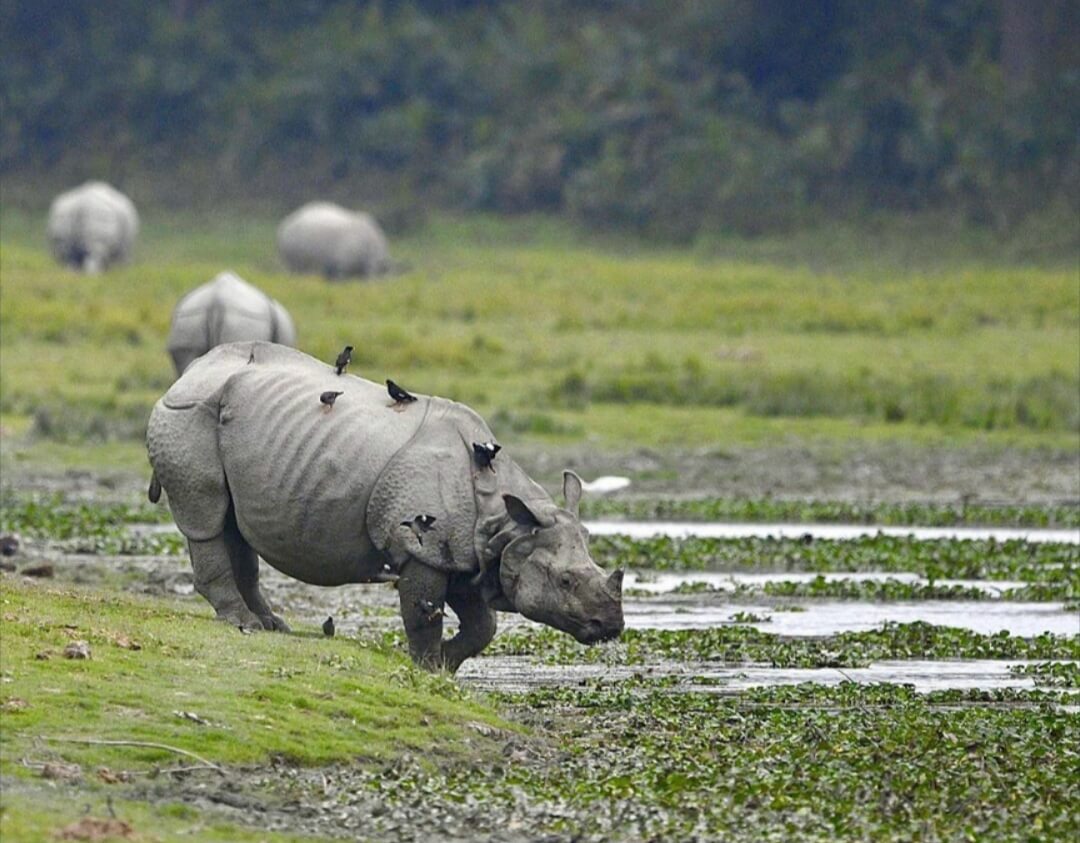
[128,733,568,843]
[55,817,138,841]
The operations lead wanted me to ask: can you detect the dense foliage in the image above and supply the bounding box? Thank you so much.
[3,1,1076,235]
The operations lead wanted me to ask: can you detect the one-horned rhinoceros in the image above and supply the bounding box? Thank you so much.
[146,342,624,671]
[47,181,139,274]
[277,201,390,280]
[166,272,297,375]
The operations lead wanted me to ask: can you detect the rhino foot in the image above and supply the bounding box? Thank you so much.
[213,606,266,631]
[259,613,292,633]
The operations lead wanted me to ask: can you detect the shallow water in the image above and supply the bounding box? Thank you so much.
[586,520,1080,544]
[625,570,1031,596]
[622,599,1079,637]
[459,656,1060,694]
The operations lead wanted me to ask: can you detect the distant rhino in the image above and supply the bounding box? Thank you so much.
[277,201,390,280]
[146,343,624,671]
[167,272,297,375]
[47,181,138,274]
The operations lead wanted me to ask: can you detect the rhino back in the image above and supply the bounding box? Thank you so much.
[168,273,281,362]
[218,366,426,584]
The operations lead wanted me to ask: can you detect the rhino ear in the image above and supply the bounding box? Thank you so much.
[503,494,555,529]
[562,470,583,516]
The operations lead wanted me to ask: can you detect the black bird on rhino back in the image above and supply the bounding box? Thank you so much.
[334,345,353,375]
[386,379,416,409]
[145,342,624,672]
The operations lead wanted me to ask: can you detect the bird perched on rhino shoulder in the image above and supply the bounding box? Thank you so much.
[320,390,344,412]
[386,379,417,410]
[472,441,501,472]
[334,346,353,375]
[400,514,437,546]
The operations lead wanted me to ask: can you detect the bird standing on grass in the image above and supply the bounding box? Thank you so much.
[334,346,353,375]
[387,379,417,410]
[472,441,501,471]
[322,616,335,637]
[320,390,344,412]
[401,514,437,546]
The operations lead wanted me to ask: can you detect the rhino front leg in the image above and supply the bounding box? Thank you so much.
[396,560,449,670]
[188,536,266,630]
[441,579,497,673]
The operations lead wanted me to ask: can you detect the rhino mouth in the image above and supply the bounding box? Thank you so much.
[570,616,625,645]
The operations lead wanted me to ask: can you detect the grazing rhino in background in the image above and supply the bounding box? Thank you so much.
[47,181,138,274]
[166,271,297,375]
[146,343,624,671]
[277,201,390,279]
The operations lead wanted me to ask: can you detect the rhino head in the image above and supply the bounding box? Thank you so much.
[497,471,624,645]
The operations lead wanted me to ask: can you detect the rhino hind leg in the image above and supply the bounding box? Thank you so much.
[396,560,449,670]
[188,508,289,632]
[188,535,265,630]
[222,510,291,632]
[441,578,497,673]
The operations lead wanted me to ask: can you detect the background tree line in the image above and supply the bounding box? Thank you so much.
[2,0,1076,237]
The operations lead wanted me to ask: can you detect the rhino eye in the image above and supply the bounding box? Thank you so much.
[560,572,573,589]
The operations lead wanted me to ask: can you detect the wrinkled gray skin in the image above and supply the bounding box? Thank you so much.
[277,202,390,280]
[146,343,623,672]
[47,181,138,274]
[166,272,297,376]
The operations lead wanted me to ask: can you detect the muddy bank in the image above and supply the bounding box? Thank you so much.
[30,548,1078,658]
[4,440,1078,504]
[515,442,1080,503]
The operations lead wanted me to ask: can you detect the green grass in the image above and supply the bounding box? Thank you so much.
[0,578,507,774]
[0,577,510,839]
[1,207,1077,458]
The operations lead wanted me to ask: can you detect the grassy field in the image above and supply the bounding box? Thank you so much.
[0,577,507,842]
[1,207,1077,470]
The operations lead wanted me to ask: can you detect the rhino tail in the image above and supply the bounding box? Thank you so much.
[148,471,162,504]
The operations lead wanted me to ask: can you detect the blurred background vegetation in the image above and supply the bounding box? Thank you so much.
[2,0,1077,239]
[0,1,1077,479]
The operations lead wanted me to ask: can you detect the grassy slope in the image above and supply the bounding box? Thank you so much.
[0,576,507,840]
[1,208,1077,468]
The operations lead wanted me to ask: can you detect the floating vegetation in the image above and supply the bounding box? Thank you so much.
[1010,661,1080,689]
[487,622,1080,668]
[591,533,1079,586]
[582,497,1080,528]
